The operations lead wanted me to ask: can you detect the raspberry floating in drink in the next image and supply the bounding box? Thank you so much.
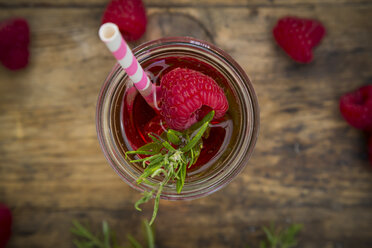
[160,67,228,130]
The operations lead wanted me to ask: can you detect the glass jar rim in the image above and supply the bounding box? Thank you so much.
[96,37,260,200]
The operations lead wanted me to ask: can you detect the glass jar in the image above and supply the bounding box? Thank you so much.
[96,37,259,200]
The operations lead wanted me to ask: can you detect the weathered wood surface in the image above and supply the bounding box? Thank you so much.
[1,0,370,7]
[0,1,372,247]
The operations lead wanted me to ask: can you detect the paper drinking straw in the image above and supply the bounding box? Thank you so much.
[99,23,156,108]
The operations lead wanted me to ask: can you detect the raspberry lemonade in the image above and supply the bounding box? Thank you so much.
[122,58,232,174]
[96,37,259,224]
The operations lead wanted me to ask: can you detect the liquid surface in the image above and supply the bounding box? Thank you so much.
[121,57,234,174]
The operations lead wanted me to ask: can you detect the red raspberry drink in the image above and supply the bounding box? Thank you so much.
[96,37,259,223]
[122,57,234,174]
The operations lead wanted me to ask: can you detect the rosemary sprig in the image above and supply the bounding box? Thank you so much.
[71,219,303,248]
[125,111,215,225]
[247,223,303,248]
[70,220,155,248]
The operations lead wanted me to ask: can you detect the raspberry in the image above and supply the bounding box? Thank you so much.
[160,68,229,130]
[101,0,147,41]
[0,18,30,70]
[339,85,372,131]
[273,16,326,63]
[0,203,12,248]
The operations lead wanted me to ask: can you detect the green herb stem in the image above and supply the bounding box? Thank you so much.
[125,111,215,225]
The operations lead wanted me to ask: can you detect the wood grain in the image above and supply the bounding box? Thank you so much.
[0,1,372,248]
[1,0,370,7]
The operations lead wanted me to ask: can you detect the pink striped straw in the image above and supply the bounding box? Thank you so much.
[98,22,156,109]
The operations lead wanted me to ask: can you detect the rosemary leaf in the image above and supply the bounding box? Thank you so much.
[148,155,165,166]
[167,130,181,145]
[176,162,187,193]
[127,234,143,248]
[143,220,155,248]
[187,110,215,133]
[181,121,209,152]
[148,134,162,144]
[162,141,176,152]
[138,142,162,153]
[135,191,154,211]
[130,157,153,164]
[149,183,164,226]
[126,150,158,156]
[102,221,110,248]
[137,164,163,183]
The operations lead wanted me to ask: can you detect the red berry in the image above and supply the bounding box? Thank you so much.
[0,18,30,70]
[101,0,147,41]
[340,85,372,131]
[0,203,12,248]
[273,16,326,63]
[160,68,229,130]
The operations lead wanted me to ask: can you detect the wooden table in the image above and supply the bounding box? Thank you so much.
[1,0,371,247]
